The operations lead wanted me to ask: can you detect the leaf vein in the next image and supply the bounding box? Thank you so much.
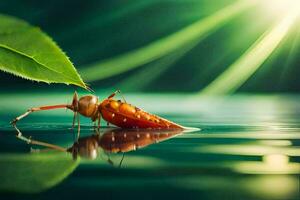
[0,44,79,83]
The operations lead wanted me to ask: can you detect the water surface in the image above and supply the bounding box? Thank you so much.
[0,94,299,199]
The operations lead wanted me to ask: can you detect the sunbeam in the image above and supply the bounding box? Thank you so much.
[200,6,300,95]
[115,41,197,91]
[261,0,300,16]
[80,0,257,82]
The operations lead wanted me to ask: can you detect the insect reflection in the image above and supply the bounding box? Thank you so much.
[30,128,183,166]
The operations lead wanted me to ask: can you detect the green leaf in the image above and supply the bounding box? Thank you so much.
[0,14,87,89]
[0,152,79,193]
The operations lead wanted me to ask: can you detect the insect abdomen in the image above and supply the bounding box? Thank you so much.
[100,99,183,129]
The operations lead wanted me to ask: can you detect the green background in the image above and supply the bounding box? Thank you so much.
[0,0,299,93]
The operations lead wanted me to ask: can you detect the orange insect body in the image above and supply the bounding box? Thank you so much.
[11,91,183,131]
[99,99,182,129]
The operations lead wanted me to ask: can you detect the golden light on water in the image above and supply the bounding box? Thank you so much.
[233,153,300,174]
[258,140,292,146]
[263,154,289,169]
[244,175,299,199]
[193,143,300,174]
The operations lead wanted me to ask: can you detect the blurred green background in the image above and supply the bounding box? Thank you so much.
[0,0,299,93]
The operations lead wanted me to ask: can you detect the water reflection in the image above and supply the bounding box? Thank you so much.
[263,154,289,168]
[68,128,183,160]
[1,94,300,198]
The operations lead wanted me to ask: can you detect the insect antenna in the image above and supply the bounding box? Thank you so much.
[86,85,95,93]
[117,89,127,103]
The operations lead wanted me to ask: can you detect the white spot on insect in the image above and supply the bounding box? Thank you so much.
[133,144,136,150]
[112,136,115,142]
[136,114,141,119]
[90,149,97,160]
[124,133,127,138]
[137,134,140,138]
[91,97,97,104]
[112,113,115,118]
[146,133,150,138]
[123,118,127,122]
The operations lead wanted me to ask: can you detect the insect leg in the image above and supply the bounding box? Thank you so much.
[77,114,81,139]
[97,114,101,130]
[106,153,114,166]
[12,124,66,152]
[72,112,77,129]
[93,122,96,130]
[10,104,70,125]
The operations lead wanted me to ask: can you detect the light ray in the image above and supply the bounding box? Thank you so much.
[57,1,157,40]
[80,0,257,82]
[116,39,199,91]
[200,7,300,95]
[278,25,300,87]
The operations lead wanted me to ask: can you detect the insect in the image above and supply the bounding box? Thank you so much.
[11,90,184,141]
